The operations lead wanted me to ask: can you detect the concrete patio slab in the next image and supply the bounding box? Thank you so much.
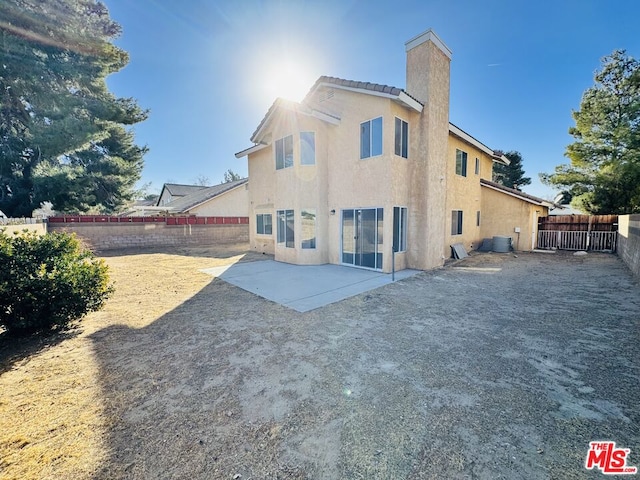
[200,260,420,312]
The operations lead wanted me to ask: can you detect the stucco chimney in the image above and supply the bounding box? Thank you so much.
[405,29,452,270]
[405,29,452,106]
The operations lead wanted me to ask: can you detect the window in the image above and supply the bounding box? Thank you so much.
[455,149,468,177]
[476,210,481,227]
[275,135,293,170]
[277,209,294,248]
[256,213,272,235]
[360,116,383,159]
[301,209,316,249]
[451,210,463,235]
[394,118,408,158]
[300,132,315,165]
[475,157,480,175]
[393,206,408,252]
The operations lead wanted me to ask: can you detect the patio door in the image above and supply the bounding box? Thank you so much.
[341,208,383,269]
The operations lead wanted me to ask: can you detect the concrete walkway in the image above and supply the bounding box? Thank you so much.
[200,260,420,312]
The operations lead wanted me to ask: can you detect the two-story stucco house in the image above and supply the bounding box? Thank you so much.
[236,29,552,273]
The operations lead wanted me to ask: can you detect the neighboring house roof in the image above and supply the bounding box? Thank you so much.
[549,204,585,215]
[480,179,555,208]
[156,183,209,205]
[162,178,248,213]
[134,199,157,207]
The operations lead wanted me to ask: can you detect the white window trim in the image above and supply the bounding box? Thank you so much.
[275,135,294,170]
[394,117,409,159]
[300,131,316,166]
[360,116,383,159]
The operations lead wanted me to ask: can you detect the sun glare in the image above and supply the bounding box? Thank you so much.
[263,60,316,103]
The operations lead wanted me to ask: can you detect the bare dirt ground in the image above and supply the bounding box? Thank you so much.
[1,247,639,479]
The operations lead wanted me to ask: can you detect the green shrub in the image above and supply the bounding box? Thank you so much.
[0,230,113,335]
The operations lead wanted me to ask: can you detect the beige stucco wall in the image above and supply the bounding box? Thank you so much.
[244,32,453,273]
[480,187,548,251]
[406,37,451,271]
[247,107,330,265]
[443,134,490,255]
[188,184,249,217]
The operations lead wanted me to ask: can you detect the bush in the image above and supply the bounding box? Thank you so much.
[0,230,113,335]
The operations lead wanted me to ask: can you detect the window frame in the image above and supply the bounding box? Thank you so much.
[300,131,316,166]
[451,210,463,235]
[256,213,272,235]
[360,116,383,159]
[393,206,408,252]
[301,209,316,249]
[455,149,468,177]
[394,117,408,158]
[475,157,480,175]
[276,209,295,248]
[275,135,294,170]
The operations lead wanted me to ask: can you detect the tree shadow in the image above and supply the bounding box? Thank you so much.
[89,277,318,479]
[95,243,257,259]
[0,327,80,375]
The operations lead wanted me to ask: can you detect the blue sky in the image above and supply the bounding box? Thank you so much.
[103,0,640,200]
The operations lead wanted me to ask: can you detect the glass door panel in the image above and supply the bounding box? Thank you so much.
[342,209,355,264]
[342,208,383,269]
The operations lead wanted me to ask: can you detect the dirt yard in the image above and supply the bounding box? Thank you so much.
[1,247,639,479]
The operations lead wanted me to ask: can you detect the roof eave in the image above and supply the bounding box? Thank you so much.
[312,81,423,113]
[235,143,269,159]
[480,180,550,207]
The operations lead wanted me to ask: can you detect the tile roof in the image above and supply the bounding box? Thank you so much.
[249,76,423,144]
[306,76,422,105]
[163,178,248,213]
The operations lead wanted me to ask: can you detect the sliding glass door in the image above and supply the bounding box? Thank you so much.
[341,208,383,269]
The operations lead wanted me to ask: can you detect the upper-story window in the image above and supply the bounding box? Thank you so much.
[475,157,480,175]
[275,135,293,170]
[360,117,383,159]
[300,132,315,166]
[394,118,408,158]
[455,149,468,177]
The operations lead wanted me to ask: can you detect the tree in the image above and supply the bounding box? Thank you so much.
[492,151,531,190]
[223,169,242,183]
[0,0,148,217]
[541,50,640,214]
[192,174,211,186]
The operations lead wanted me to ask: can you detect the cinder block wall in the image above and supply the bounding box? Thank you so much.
[0,223,47,236]
[618,214,640,277]
[48,222,249,251]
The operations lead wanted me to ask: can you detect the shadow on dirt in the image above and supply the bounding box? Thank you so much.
[0,328,80,375]
[89,278,310,479]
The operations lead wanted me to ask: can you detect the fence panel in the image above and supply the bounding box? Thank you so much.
[537,230,617,252]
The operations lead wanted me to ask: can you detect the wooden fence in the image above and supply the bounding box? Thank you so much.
[537,215,618,252]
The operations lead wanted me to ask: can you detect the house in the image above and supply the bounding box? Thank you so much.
[158,178,249,216]
[156,183,209,207]
[124,179,249,217]
[235,29,552,273]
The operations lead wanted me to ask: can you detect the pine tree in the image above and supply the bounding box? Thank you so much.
[541,50,640,214]
[492,151,531,190]
[0,0,147,216]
